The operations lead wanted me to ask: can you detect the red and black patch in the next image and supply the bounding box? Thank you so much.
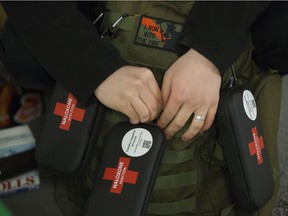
[134,15,183,51]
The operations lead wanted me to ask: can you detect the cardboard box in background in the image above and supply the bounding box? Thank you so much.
[0,63,42,197]
[0,125,40,197]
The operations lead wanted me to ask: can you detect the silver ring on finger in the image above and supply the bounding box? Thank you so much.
[194,113,206,121]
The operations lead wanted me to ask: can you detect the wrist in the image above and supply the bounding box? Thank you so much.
[186,48,220,76]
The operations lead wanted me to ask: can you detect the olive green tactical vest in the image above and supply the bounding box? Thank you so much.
[55,2,281,216]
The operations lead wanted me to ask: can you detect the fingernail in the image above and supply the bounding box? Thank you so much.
[181,137,188,142]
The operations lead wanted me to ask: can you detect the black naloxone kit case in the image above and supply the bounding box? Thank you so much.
[84,121,166,216]
[217,80,274,212]
[35,84,104,176]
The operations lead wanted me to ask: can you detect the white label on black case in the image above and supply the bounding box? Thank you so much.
[122,128,153,157]
[243,90,257,121]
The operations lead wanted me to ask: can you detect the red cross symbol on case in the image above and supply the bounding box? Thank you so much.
[103,157,139,194]
[248,127,264,165]
[53,93,85,131]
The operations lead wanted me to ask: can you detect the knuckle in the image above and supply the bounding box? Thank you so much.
[139,111,150,123]
[134,79,146,88]
[201,98,210,107]
[172,120,184,129]
[143,68,153,76]
[210,93,220,103]
[207,97,218,106]
[171,93,184,103]
[123,90,134,98]
[138,68,153,81]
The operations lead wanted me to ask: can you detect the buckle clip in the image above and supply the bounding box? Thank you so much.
[101,14,129,41]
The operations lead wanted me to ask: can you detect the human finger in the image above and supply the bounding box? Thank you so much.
[200,105,217,132]
[163,104,193,139]
[120,104,140,124]
[139,88,160,121]
[145,77,163,117]
[157,97,182,130]
[130,96,150,123]
[181,110,207,141]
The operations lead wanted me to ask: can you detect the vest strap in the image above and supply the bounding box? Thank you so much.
[153,170,197,190]
[161,147,195,164]
[148,197,196,215]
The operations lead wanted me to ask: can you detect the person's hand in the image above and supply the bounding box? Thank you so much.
[157,49,221,141]
[94,65,162,124]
